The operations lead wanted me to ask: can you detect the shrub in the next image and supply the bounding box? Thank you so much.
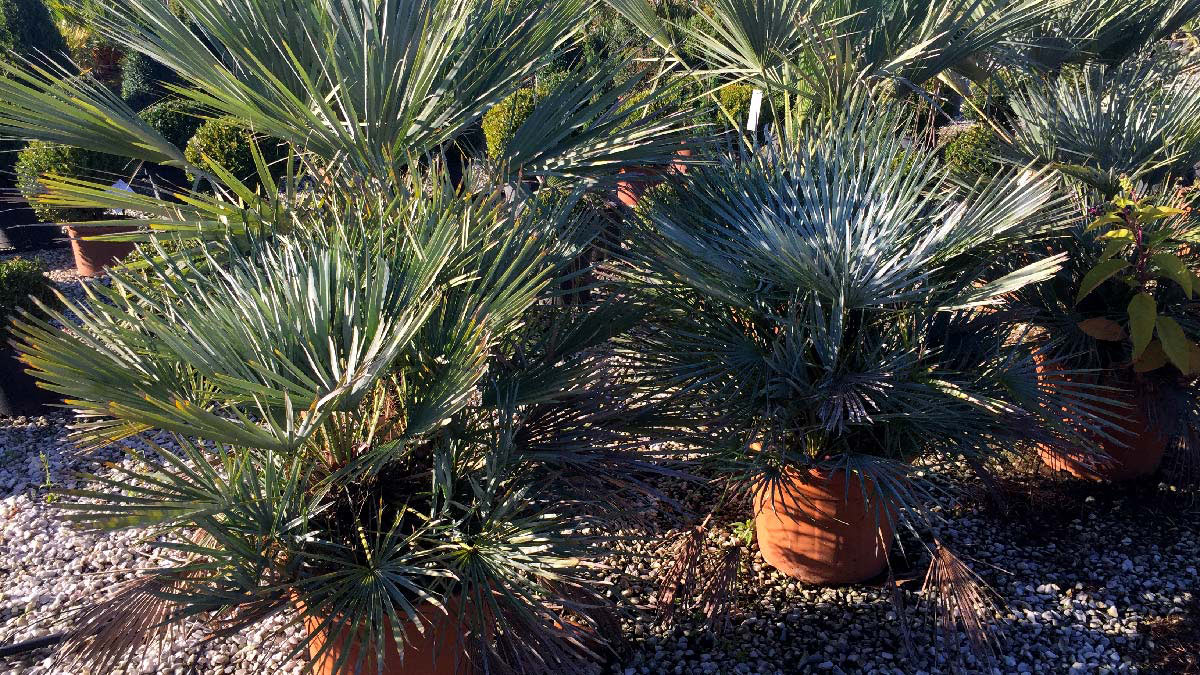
[0,0,70,179]
[942,123,1000,179]
[0,0,69,64]
[120,50,178,111]
[482,87,542,160]
[184,116,286,189]
[0,256,56,338]
[15,140,126,222]
[139,98,202,151]
[716,82,753,127]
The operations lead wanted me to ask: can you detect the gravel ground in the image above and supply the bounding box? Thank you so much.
[1,250,1198,674]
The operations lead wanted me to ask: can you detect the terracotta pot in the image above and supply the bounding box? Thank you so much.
[294,597,474,675]
[66,225,138,277]
[753,468,894,585]
[1035,363,1167,481]
[615,148,692,208]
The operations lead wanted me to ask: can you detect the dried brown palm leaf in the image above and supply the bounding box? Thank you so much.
[654,517,710,627]
[53,573,193,672]
[922,539,1003,668]
[698,546,741,635]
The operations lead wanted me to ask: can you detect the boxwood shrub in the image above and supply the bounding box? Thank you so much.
[184,116,286,190]
[942,123,1001,180]
[482,87,541,160]
[0,256,57,338]
[121,50,179,111]
[139,98,202,151]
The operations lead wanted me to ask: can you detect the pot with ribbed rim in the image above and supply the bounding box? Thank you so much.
[753,467,894,585]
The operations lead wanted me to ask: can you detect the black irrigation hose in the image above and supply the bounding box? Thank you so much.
[0,632,66,658]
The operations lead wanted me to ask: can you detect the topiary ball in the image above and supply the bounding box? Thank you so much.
[942,123,1001,180]
[717,83,754,127]
[140,98,203,152]
[15,141,126,223]
[184,116,286,190]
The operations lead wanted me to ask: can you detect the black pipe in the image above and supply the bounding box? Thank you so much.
[0,632,66,658]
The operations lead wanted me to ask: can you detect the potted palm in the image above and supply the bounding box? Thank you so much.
[0,0,697,670]
[1019,181,1200,480]
[13,175,679,673]
[621,104,1095,596]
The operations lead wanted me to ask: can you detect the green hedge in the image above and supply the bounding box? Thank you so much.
[15,140,126,222]
[0,0,68,63]
[943,124,1001,179]
[1,0,69,180]
[0,256,57,335]
[121,50,178,111]
[140,98,202,151]
[184,116,286,189]
[482,88,542,160]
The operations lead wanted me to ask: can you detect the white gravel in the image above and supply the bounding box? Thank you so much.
[1,249,1197,674]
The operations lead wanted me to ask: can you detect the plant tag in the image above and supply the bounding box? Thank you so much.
[746,88,764,132]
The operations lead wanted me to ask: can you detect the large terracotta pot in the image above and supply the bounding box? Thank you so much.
[295,597,474,675]
[66,225,138,277]
[1036,364,1167,481]
[753,468,894,585]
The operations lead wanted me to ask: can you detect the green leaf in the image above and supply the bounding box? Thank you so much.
[1127,293,1157,360]
[1099,228,1134,240]
[1076,260,1129,304]
[1099,238,1130,260]
[1077,317,1126,341]
[1086,213,1125,231]
[1139,205,1184,222]
[1133,340,1167,372]
[1150,252,1193,298]
[1156,315,1196,374]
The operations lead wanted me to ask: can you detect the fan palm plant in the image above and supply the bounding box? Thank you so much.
[606,0,1059,140]
[619,102,1103,657]
[1004,51,1200,195]
[0,0,697,671]
[14,178,682,672]
[1019,0,1200,71]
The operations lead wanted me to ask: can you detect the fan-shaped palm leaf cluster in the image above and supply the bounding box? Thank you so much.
[1,0,1199,671]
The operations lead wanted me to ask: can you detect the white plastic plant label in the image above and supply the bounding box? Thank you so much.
[746,88,764,131]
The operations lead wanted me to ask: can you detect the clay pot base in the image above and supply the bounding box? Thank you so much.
[294,598,474,675]
[754,470,894,585]
[1037,397,1167,482]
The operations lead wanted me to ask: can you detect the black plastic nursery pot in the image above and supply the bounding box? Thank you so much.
[0,348,58,417]
[0,204,63,252]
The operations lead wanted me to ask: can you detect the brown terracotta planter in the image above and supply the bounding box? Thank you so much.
[294,597,474,675]
[66,225,138,277]
[616,148,692,208]
[753,468,894,585]
[1035,364,1167,481]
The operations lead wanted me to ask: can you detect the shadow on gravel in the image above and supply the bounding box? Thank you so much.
[1143,597,1200,674]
